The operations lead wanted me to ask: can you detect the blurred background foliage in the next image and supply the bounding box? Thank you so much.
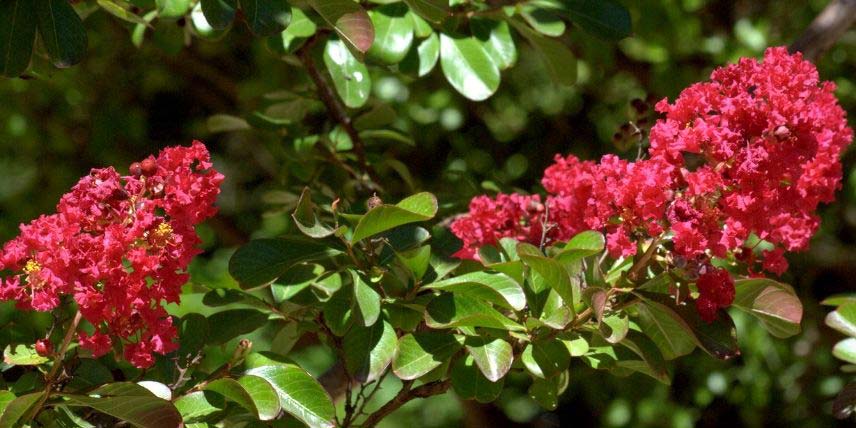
[1,0,855,426]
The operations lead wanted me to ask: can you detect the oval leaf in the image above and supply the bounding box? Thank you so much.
[323,38,372,108]
[308,0,374,54]
[393,332,463,380]
[0,0,36,77]
[424,271,526,311]
[245,365,336,428]
[343,319,398,383]
[35,0,88,68]
[367,3,414,64]
[351,192,438,243]
[229,237,342,288]
[465,336,513,382]
[439,32,500,101]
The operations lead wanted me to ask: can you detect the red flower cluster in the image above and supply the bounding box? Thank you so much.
[451,48,852,319]
[695,266,735,322]
[0,142,223,368]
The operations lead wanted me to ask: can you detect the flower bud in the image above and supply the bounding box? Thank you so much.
[140,158,157,177]
[35,339,53,357]
[129,162,142,177]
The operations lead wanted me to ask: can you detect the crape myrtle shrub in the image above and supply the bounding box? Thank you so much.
[0,1,856,427]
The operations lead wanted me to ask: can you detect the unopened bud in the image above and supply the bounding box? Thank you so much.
[140,158,157,177]
[129,162,143,177]
[367,194,383,210]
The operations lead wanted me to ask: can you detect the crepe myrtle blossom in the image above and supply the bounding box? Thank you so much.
[452,47,852,321]
[0,141,223,368]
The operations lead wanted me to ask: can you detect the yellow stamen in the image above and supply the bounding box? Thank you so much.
[154,222,173,238]
[23,259,41,275]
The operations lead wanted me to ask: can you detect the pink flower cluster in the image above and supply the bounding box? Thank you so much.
[452,48,852,320]
[0,142,223,368]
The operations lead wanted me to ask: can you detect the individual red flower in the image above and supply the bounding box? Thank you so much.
[0,141,223,368]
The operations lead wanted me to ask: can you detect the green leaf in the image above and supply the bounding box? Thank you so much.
[439,32,500,101]
[238,375,281,421]
[465,336,512,382]
[822,293,856,306]
[308,0,374,54]
[206,114,250,133]
[0,391,15,416]
[367,3,413,64]
[510,19,576,86]
[451,355,503,403]
[834,338,856,364]
[204,378,260,418]
[200,0,237,30]
[323,38,372,109]
[557,230,605,263]
[229,237,342,288]
[521,340,570,378]
[351,270,382,326]
[177,313,209,357]
[413,31,440,76]
[323,285,354,336]
[521,6,565,37]
[561,0,631,40]
[292,188,338,238]
[393,332,463,380]
[3,344,49,366]
[35,0,88,68]
[615,331,670,384]
[403,0,448,24]
[97,0,151,26]
[241,0,291,36]
[351,192,438,243]
[424,271,526,311]
[733,278,803,338]
[63,383,182,428]
[470,18,516,70]
[0,0,36,77]
[0,392,43,428]
[174,391,224,422]
[600,314,629,344]
[635,299,697,360]
[245,365,336,428]
[827,303,856,337]
[397,245,432,280]
[156,0,192,18]
[425,292,524,331]
[207,309,269,344]
[344,319,398,382]
[519,252,578,312]
[652,294,740,360]
[529,376,561,410]
[136,382,171,400]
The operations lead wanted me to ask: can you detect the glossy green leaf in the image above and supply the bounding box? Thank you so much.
[510,19,576,86]
[35,0,88,68]
[351,192,438,243]
[63,383,182,428]
[266,7,316,53]
[323,38,372,108]
[200,0,237,29]
[733,278,803,338]
[308,0,374,54]
[204,378,260,418]
[156,0,192,18]
[137,382,171,401]
[834,338,856,364]
[207,309,269,344]
[439,33,500,101]
[465,336,513,382]
[451,355,503,403]
[424,271,525,311]
[344,319,397,382]
[229,237,342,288]
[393,332,463,380]
[425,292,524,331]
[822,293,856,306]
[614,331,670,384]
[519,251,578,312]
[827,303,856,337]
[521,6,565,37]
[367,3,413,64]
[645,293,740,360]
[0,0,35,77]
[0,392,43,428]
[241,0,291,36]
[323,285,354,336]
[557,230,605,263]
[471,18,516,70]
[292,188,337,238]
[636,299,697,360]
[529,376,561,410]
[521,340,570,378]
[245,365,336,428]
[600,314,629,344]
[397,245,432,280]
[174,391,223,422]
[238,375,281,421]
[562,0,631,40]
[351,270,382,326]
[413,31,440,76]
[403,0,448,23]
[3,344,49,366]
[0,391,15,417]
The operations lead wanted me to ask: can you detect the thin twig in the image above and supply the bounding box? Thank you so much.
[626,235,663,281]
[360,380,451,428]
[790,0,856,61]
[46,311,82,385]
[297,35,381,191]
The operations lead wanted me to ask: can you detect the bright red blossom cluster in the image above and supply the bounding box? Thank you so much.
[0,142,223,368]
[452,48,852,322]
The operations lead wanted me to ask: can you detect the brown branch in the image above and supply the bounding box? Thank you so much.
[360,380,452,428]
[46,311,83,385]
[297,36,381,191]
[790,0,856,61]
